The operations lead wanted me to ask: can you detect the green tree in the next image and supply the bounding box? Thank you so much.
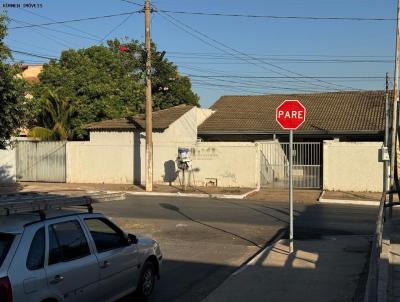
[31,39,199,140]
[29,91,76,141]
[0,14,27,149]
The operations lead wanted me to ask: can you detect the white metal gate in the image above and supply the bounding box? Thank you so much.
[259,141,321,188]
[16,141,66,182]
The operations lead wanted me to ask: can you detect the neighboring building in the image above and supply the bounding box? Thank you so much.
[18,64,43,82]
[15,64,44,137]
[76,93,386,189]
[198,91,385,142]
[5,95,386,191]
[70,105,214,185]
[84,104,213,144]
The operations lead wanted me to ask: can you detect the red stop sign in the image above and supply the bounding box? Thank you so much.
[276,100,306,130]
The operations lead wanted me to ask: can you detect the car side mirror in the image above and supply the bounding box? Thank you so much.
[127,233,138,245]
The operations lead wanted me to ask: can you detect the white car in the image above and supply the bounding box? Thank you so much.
[0,208,162,302]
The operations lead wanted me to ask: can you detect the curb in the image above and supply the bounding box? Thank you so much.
[318,198,379,206]
[124,186,260,200]
[19,186,261,201]
[318,190,379,206]
[201,228,286,301]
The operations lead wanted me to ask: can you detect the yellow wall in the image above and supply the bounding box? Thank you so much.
[19,65,43,81]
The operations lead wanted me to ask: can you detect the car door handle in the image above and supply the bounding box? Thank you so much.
[100,261,110,269]
[50,275,64,284]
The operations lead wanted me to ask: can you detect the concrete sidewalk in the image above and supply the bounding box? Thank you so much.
[0,182,323,202]
[0,182,256,199]
[202,236,370,302]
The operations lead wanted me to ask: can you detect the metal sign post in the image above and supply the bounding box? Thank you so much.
[276,100,306,254]
[289,129,294,253]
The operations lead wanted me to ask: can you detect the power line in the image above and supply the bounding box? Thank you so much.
[9,49,58,61]
[101,13,135,42]
[157,12,337,92]
[192,82,266,95]
[157,10,361,91]
[10,17,99,42]
[191,79,325,94]
[172,59,393,64]
[179,64,340,90]
[18,6,103,41]
[6,37,57,55]
[190,76,325,92]
[9,59,45,64]
[8,11,142,30]
[168,54,393,63]
[168,51,393,58]
[156,8,396,22]
[178,64,384,88]
[119,0,143,7]
[10,18,75,49]
[185,74,385,79]
[178,65,384,85]
[188,73,382,92]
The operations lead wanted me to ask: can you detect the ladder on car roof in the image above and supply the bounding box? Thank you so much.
[0,191,125,217]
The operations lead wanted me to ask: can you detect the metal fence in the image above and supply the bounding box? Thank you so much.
[16,141,66,182]
[259,142,321,189]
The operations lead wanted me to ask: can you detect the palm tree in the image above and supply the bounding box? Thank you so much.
[28,91,76,141]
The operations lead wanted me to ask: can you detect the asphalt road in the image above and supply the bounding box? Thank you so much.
[93,196,379,302]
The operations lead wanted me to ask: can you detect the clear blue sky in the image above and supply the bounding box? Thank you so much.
[1,0,397,107]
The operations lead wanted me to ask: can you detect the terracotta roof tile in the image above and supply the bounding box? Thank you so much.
[198,91,386,134]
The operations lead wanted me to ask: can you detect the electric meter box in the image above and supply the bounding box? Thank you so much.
[379,146,390,162]
[177,147,191,171]
[178,147,190,161]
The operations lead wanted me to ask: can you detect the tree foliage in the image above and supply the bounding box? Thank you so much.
[31,39,199,140]
[28,91,76,141]
[0,14,27,149]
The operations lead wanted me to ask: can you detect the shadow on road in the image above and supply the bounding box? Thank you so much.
[89,195,380,302]
[159,202,263,248]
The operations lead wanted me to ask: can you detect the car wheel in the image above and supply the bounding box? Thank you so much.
[135,261,156,301]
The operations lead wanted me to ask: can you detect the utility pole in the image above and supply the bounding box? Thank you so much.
[385,73,390,195]
[390,0,400,207]
[144,0,153,192]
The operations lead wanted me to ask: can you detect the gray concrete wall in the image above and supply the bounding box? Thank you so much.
[0,148,16,183]
[323,140,383,192]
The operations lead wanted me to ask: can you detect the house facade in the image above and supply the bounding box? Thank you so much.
[2,91,387,191]
[69,105,218,185]
[78,91,386,191]
[198,91,385,142]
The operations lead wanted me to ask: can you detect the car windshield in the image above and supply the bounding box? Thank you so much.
[0,233,14,267]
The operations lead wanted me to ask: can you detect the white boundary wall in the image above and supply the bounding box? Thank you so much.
[66,105,258,187]
[66,140,259,188]
[323,140,383,192]
[152,142,259,188]
[66,141,134,184]
[0,148,16,183]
